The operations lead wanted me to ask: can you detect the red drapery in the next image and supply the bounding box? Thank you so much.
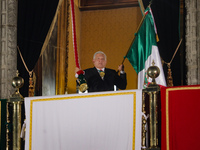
[161,85,200,150]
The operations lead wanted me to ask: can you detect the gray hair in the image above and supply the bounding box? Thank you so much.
[93,51,107,60]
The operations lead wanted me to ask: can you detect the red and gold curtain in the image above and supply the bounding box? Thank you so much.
[161,85,200,150]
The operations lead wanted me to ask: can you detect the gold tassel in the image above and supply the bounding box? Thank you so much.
[28,72,35,97]
[156,34,159,42]
[167,63,173,87]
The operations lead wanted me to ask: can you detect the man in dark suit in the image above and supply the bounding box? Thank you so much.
[76,51,127,92]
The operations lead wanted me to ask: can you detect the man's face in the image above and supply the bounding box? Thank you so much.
[93,53,107,69]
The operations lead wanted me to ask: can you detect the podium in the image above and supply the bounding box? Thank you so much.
[24,90,142,150]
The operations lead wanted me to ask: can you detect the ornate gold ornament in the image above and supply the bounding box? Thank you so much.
[12,70,24,98]
[99,71,105,78]
[77,73,88,92]
[147,60,160,87]
[167,63,173,87]
[79,83,88,93]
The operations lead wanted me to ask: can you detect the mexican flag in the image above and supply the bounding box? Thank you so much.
[126,7,166,89]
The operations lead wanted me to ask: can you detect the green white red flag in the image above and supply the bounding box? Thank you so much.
[126,7,166,89]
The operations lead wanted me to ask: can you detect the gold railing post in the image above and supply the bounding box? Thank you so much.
[7,97,24,150]
[141,92,147,150]
[141,62,161,150]
[142,86,160,150]
[6,70,25,150]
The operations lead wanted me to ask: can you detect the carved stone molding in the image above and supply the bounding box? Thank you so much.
[0,0,18,99]
[185,0,200,85]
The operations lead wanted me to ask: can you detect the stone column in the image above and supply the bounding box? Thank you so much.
[0,0,18,99]
[185,0,200,85]
[197,0,200,84]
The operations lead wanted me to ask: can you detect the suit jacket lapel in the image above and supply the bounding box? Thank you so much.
[93,67,102,79]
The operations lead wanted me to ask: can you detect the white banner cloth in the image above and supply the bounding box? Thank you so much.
[24,90,142,150]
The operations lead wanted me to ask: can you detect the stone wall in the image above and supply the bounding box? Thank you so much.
[185,0,200,85]
[197,0,200,84]
[0,0,18,99]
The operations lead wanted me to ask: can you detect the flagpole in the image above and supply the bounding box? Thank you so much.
[121,15,146,65]
[121,3,152,65]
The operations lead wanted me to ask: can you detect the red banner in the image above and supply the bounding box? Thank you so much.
[161,85,200,150]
